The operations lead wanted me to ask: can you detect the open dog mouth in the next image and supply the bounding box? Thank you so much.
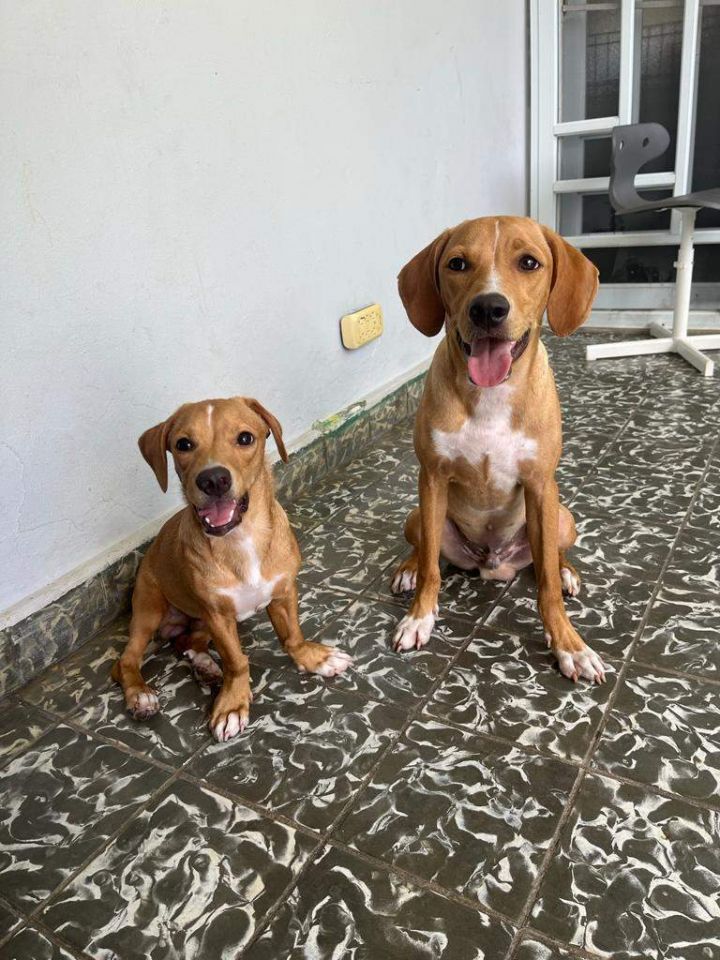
[456,330,530,388]
[195,494,249,537]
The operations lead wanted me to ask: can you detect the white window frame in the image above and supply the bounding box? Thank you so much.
[529,0,720,251]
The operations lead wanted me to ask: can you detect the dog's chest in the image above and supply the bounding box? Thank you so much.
[431,386,537,492]
[216,532,281,622]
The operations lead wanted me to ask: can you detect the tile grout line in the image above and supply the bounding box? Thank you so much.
[25,733,216,934]
[325,836,519,927]
[0,914,94,960]
[505,429,720,958]
[237,578,516,955]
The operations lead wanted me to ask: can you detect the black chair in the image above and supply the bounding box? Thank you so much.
[586,122,720,376]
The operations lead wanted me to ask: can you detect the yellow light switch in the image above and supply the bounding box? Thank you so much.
[340,303,383,350]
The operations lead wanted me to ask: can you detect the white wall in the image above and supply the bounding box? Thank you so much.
[0,0,527,617]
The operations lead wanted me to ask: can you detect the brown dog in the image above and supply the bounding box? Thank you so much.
[112,396,352,741]
[390,216,605,683]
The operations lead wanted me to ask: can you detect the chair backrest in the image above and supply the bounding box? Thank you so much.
[609,122,671,213]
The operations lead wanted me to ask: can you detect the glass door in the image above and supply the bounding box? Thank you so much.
[530,0,720,312]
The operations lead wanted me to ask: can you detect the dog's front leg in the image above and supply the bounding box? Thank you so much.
[524,477,605,683]
[112,569,166,720]
[267,582,352,677]
[393,466,448,652]
[205,613,252,742]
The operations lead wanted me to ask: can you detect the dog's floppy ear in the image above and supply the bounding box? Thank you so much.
[541,226,599,336]
[246,398,289,463]
[138,418,173,492]
[397,229,451,336]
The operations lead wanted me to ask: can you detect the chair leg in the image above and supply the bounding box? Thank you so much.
[586,207,720,376]
[676,339,715,377]
[586,337,674,360]
[687,333,720,351]
[649,320,671,339]
[671,208,697,341]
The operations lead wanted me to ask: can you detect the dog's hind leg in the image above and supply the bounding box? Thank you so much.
[158,607,224,686]
[266,582,353,677]
[112,567,166,720]
[558,503,581,597]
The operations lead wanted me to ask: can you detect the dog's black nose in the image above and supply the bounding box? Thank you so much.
[196,466,232,497]
[468,293,510,330]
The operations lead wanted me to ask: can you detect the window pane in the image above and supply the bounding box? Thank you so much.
[693,3,720,228]
[560,2,621,122]
[636,1,684,171]
[559,136,612,180]
[585,244,720,283]
[559,191,673,235]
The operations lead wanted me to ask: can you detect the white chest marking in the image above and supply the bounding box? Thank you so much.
[432,385,537,492]
[216,531,281,622]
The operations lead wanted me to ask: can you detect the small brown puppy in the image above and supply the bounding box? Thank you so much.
[113,396,352,742]
[391,216,605,683]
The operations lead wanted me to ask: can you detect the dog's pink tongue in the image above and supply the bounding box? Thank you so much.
[199,500,236,527]
[468,338,514,388]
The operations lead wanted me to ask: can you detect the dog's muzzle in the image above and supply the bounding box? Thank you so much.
[456,329,530,388]
[195,493,249,537]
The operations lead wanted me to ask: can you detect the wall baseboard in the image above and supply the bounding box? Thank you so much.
[0,361,428,698]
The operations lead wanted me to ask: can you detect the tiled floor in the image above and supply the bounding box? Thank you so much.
[1,331,720,959]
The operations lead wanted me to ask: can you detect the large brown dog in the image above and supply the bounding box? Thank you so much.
[390,216,605,683]
[113,397,352,742]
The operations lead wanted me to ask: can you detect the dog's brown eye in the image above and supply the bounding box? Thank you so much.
[447,257,467,272]
[175,437,194,452]
[519,254,541,271]
[237,431,255,446]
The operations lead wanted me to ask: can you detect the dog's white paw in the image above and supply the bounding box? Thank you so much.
[184,650,223,685]
[311,649,353,678]
[561,566,581,597]
[555,645,607,684]
[391,567,417,595]
[211,710,247,743]
[393,611,435,652]
[128,689,160,721]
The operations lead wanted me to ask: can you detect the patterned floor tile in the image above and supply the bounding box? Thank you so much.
[19,621,127,717]
[662,526,720,594]
[0,724,168,909]
[486,568,653,661]
[512,935,582,959]
[41,780,315,960]
[0,927,81,960]
[572,466,700,526]
[635,583,720,677]
[68,638,215,765]
[243,845,515,960]
[189,671,404,831]
[330,489,417,535]
[571,512,674,584]
[593,665,720,807]
[337,718,576,919]
[0,700,52,765]
[596,434,713,474]
[0,903,22,944]
[425,629,616,762]
[530,773,720,959]
[629,406,717,441]
[314,598,466,708]
[299,521,403,595]
[687,481,720,532]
